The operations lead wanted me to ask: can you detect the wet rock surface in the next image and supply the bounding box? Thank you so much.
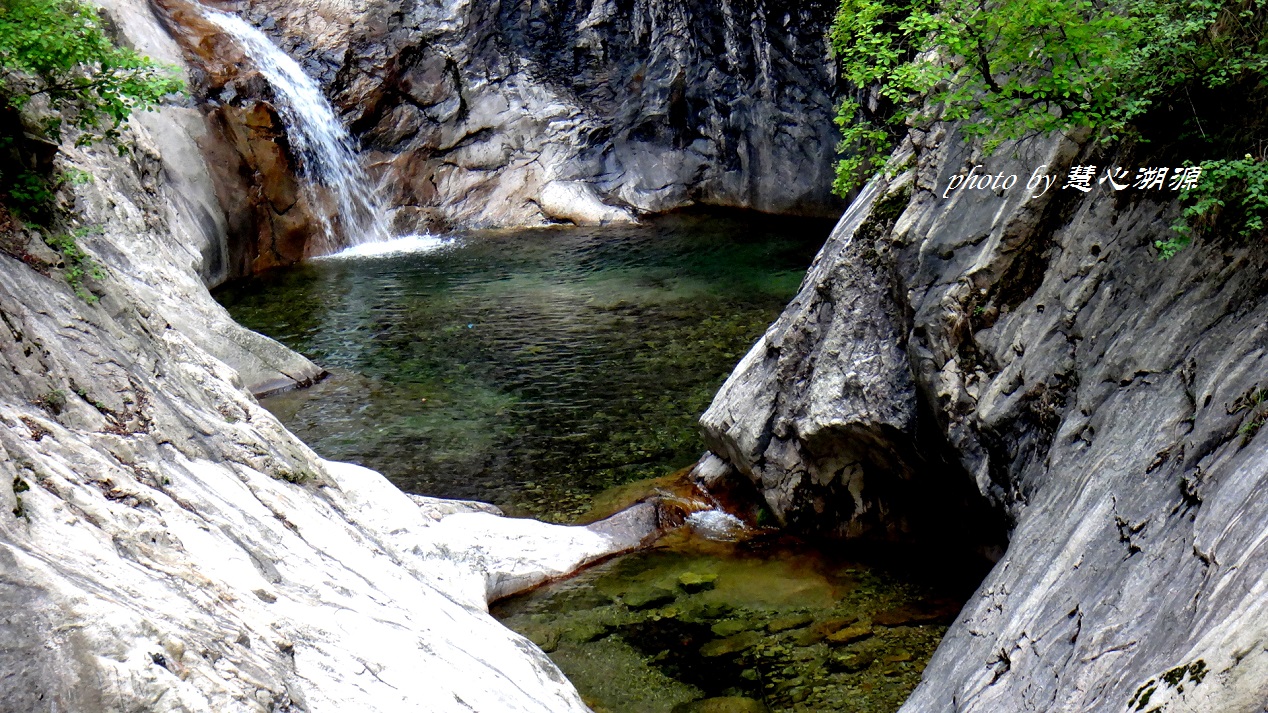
[700,123,1268,709]
[156,0,844,275]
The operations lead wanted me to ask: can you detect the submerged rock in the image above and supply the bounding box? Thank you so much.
[829,648,878,673]
[624,585,678,611]
[711,619,757,637]
[766,612,815,633]
[678,571,719,593]
[700,631,763,658]
[826,623,875,646]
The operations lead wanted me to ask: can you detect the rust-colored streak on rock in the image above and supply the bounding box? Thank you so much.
[149,0,324,276]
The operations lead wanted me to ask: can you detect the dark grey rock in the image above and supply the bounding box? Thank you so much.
[221,0,845,230]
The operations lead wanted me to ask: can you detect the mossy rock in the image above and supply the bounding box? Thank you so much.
[677,572,718,593]
[678,599,734,622]
[560,621,612,644]
[623,585,678,610]
[710,619,756,637]
[519,624,561,652]
[829,647,877,673]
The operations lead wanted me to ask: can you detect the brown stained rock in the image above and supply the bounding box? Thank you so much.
[263,196,317,266]
[150,0,330,276]
[365,103,428,151]
[386,150,443,207]
[825,623,873,646]
[240,104,300,214]
[399,53,456,108]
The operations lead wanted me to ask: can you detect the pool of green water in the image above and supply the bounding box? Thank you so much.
[216,210,830,520]
[217,210,981,712]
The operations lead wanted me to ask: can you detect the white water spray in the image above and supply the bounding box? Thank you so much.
[203,9,393,251]
[322,234,456,259]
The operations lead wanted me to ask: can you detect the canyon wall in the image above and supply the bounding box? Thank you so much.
[0,0,650,710]
[698,124,1268,710]
[152,0,844,275]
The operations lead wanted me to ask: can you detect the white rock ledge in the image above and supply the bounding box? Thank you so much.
[3,446,646,712]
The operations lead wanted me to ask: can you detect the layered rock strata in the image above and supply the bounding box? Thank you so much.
[153,0,844,275]
[699,121,1268,710]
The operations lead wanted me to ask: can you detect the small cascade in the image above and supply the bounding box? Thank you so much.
[684,509,748,541]
[203,9,393,252]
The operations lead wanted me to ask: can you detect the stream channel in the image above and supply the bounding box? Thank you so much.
[216,211,988,713]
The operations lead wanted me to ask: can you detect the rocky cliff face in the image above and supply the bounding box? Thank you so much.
[152,0,843,274]
[0,0,659,710]
[699,123,1268,710]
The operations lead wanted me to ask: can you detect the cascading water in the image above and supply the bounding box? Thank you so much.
[203,9,393,252]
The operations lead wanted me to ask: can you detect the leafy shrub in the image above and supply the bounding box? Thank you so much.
[830,0,1268,251]
[35,388,67,413]
[1158,154,1268,257]
[0,0,183,143]
[0,0,183,214]
[45,225,104,301]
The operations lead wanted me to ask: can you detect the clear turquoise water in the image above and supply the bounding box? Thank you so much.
[215,211,832,519]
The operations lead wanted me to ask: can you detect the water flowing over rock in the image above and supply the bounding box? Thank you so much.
[202,7,393,252]
[698,121,1268,709]
[155,0,844,273]
[0,0,668,709]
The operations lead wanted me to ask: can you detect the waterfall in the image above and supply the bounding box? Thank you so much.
[203,9,393,251]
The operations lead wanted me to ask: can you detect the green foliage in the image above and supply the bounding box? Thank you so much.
[829,0,1268,252]
[63,166,92,185]
[45,225,104,301]
[0,0,182,218]
[7,166,53,206]
[0,0,183,144]
[1158,154,1268,257]
[11,475,30,519]
[35,388,67,413]
[1231,386,1268,444]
